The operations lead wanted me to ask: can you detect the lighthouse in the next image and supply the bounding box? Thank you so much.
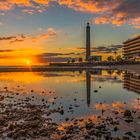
[86,22,91,61]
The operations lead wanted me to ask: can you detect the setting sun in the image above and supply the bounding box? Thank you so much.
[23,59,32,66]
[26,60,31,65]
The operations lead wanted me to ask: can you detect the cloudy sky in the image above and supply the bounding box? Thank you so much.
[0,0,140,65]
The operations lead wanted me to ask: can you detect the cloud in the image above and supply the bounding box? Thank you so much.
[0,0,140,28]
[0,28,57,43]
[0,36,17,41]
[0,49,14,52]
[36,52,77,63]
[78,44,122,53]
[38,56,71,63]
[39,52,75,57]
[93,0,140,27]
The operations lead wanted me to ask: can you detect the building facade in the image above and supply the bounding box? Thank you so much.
[91,56,102,62]
[123,36,140,61]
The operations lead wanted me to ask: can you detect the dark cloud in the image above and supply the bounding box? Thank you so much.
[0,36,16,40]
[0,28,57,43]
[0,49,14,52]
[0,35,25,43]
[94,0,140,27]
[39,52,75,57]
[78,45,122,53]
[38,56,71,63]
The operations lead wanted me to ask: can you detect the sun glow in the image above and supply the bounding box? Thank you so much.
[26,60,31,65]
[23,59,32,66]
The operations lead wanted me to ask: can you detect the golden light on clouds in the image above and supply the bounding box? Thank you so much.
[0,0,140,28]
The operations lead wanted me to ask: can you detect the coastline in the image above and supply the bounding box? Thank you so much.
[110,64,140,74]
[0,64,139,74]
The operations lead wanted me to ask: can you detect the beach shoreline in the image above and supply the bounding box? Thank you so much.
[0,64,139,74]
[110,64,140,74]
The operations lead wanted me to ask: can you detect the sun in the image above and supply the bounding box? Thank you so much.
[26,60,31,65]
[23,59,32,65]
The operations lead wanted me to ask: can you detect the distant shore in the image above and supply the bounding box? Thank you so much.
[0,64,139,74]
[110,64,140,74]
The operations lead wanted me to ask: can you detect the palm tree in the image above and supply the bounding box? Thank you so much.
[114,51,117,61]
[107,56,114,62]
[116,55,122,61]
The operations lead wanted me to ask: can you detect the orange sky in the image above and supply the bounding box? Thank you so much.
[0,0,139,66]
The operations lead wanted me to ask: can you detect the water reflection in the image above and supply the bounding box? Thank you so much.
[86,70,140,107]
[86,70,102,107]
[124,72,140,94]
[0,69,139,106]
[86,71,91,107]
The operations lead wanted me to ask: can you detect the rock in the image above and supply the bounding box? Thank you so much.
[125,119,133,123]
[84,135,90,139]
[125,132,136,138]
[0,96,4,101]
[122,136,130,140]
[114,126,119,131]
[65,118,69,121]
[69,107,73,110]
[8,124,15,130]
[4,87,8,90]
[94,90,98,93]
[124,110,132,117]
[60,110,64,115]
[61,136,68,140]
[85,122,94,130]
[7,132,13,138]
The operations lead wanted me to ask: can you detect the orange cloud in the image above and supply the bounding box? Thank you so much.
[94,17,109,24]
[58,0,110,13]
[9,0,31,6]
[0,28,57,43]
[0,1,13,10]
[0,0,140,28]
[93,0,140,27]
[33,0,50,5]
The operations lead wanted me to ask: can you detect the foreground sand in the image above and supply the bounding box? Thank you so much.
[0,91,140,140]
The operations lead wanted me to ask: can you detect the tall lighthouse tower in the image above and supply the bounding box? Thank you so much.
[86,22,91,61]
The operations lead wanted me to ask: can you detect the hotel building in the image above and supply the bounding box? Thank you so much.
[123,35,140,61]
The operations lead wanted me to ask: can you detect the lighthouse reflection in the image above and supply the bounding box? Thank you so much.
[86,70,102,107]
[86,71,91,107]
[85,70,140,107]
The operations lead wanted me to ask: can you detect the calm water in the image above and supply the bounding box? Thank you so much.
[0,69,140,123]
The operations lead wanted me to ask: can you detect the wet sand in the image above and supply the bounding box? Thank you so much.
[0,64,139,74]
[0,90,140,140]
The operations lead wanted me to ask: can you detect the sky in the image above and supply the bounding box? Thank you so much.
[0,0,140,65]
